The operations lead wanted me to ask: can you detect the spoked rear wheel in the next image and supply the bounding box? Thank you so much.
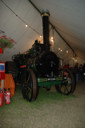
[55,69,76,95]
[22,69,37,102]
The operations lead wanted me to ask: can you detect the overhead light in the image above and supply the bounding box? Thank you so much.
[40,35,42,38]
[25,24,28,27]
[72,57,78,62]
[66,50,68,53]
[50,36,53,40]
[75,59,78,62]
[50,36,54,42]
[50,36,54,45]
[58,48,60,50]
[39,35,43,44]
[51,39,54,43]
[61,49,62,52]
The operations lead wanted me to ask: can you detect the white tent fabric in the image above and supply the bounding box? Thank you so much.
[0,0,42,61]
[0,0,85,66]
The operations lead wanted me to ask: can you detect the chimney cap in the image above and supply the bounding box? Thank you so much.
[41,9,50,16]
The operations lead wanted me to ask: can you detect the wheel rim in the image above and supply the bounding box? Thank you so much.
[22,69,37,101]
[26,72,33,100]
[56,69,76,95]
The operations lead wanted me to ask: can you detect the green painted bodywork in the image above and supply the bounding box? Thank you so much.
[37,77,63,88]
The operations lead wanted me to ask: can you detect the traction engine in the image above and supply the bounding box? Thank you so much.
[12,10,76,102]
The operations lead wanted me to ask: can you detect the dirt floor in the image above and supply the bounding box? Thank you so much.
[0,81,85,128]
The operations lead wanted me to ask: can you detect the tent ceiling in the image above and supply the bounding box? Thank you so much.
[32,0,85,60]
[0,0,85,64]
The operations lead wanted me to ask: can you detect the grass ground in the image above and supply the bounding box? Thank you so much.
[0,81,85,128]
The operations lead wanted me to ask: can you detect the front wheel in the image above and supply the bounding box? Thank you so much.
[22,69,37,102]
[55,69,76,95]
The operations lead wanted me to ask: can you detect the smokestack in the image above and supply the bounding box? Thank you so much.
[41,10,50,51]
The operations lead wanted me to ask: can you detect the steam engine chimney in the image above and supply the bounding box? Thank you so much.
[41,10,50,51]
